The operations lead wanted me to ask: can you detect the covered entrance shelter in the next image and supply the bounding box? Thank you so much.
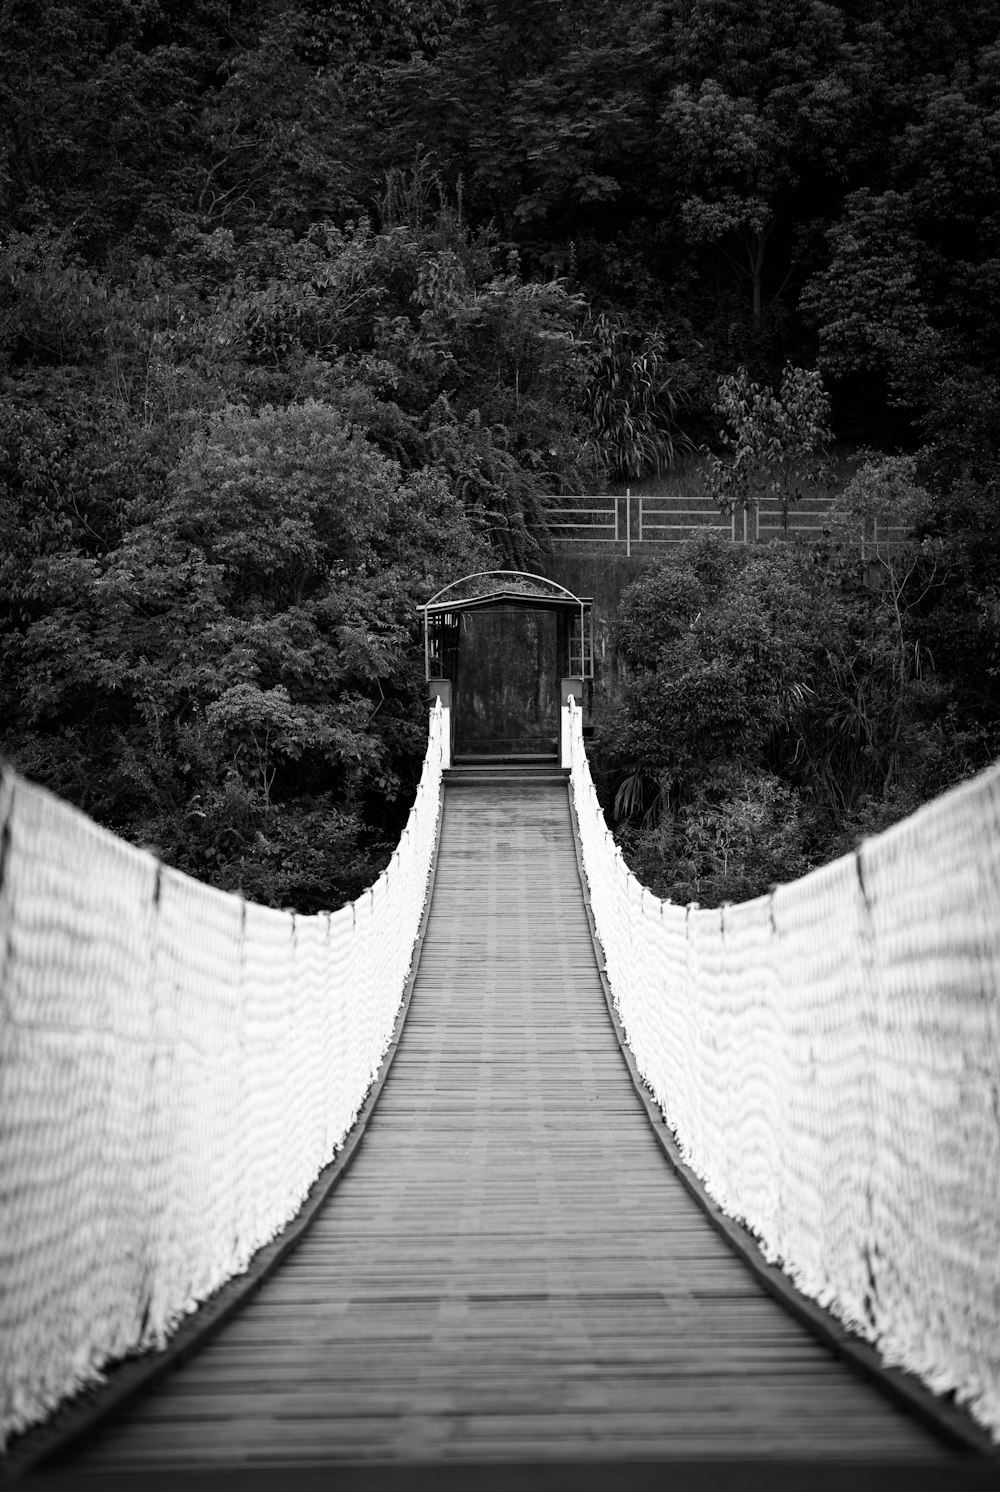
[419,571,593,761]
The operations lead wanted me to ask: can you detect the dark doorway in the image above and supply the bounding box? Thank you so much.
[453,606,559,757]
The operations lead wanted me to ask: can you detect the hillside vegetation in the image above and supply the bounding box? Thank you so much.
[3,0,1000,907]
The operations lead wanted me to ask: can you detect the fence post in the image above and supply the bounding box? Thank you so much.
[626,488,631,558]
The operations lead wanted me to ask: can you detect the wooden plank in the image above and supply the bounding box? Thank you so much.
[62,781,956,1470]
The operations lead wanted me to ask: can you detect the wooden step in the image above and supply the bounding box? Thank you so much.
[445,761,569,786]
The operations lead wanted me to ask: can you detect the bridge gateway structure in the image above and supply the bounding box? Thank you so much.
[418,569,594,761]
[1,589,1000,1476]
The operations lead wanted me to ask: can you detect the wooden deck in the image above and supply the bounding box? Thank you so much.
[60,779,955,1471]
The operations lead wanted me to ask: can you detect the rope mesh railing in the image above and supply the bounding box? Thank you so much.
[566,698,1000,1439]
[0,703,446,1449]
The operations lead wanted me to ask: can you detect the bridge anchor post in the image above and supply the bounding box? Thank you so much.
[560,678,582,768]
[428,678,452,768]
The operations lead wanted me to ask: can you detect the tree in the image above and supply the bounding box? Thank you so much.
[594,533,836,900]
[593,516,994,907]
[704,362,832,534]
[825,453,940,786]
[370,0,666,272]
[0,398,488,909]
[658,0,854,327]
[294,0,462,75]
[799,189,942,411]
[801,40,1000,451]
[0,0,269,253]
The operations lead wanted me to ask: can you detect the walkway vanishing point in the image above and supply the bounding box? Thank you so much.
[25,764,990,1488]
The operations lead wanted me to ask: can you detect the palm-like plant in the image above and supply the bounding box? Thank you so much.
[583,313,693,480]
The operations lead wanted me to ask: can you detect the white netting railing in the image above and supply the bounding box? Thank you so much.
[0,703,446,1449]
[566,699,1000,1439]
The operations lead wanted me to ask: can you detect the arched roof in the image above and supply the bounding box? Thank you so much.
[419,570,590,616]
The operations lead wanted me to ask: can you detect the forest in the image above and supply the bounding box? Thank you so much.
[2,0,1000,910]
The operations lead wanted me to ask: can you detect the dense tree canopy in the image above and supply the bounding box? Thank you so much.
[3,0,1000,907]
[595,506,999,905]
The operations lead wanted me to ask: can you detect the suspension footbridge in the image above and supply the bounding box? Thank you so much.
[2,671,1000,1480]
